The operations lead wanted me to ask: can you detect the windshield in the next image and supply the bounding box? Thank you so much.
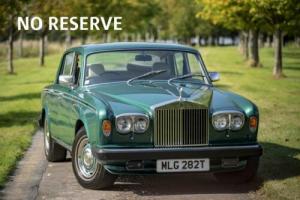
[84,50,208,85]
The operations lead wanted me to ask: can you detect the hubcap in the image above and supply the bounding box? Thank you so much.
[44,120,50,155]
[76,137,98,180]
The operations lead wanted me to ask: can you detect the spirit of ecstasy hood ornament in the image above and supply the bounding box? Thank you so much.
[178,86,183,101]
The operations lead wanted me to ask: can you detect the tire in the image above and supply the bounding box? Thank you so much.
[214,157,259,184]
[72,127,117,190]
[43,118,67,162]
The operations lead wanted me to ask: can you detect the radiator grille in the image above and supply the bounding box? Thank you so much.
[154,107,208,147]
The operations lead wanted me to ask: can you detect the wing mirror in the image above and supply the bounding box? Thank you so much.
[59,75,74,85]
[209,72,220,82]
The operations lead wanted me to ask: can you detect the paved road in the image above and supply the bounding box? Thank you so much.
[2,131,260,200]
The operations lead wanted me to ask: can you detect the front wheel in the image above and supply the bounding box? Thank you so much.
[72,127,117,189]
[214,157,259,184]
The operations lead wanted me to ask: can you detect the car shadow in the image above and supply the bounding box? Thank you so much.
[0,111,39,128]
[110,174,262,196]
[0,92,40,102]
[99,142,300,197]
[258,142,300,182]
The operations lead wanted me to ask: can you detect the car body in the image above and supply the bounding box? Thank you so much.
[40,42,262,189]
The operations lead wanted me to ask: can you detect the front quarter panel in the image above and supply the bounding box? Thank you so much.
[209,88,259,145]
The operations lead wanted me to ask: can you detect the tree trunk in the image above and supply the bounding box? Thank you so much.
[239,32,245,53]
[7,14,14,74]
[198,35,202,46]
[81,33,87,45]
[266,35,272,47]
[65,30,72,49]
[258,33,264,48]
[241,31,249,60]
[249,29,260,67]
[273,28,284,78]
[39,34,45,66]
[18,31,23,57]
[295,36,300,48]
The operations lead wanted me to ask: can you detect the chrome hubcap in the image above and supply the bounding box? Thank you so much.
[44,120,50,155]
[76,137,97,180]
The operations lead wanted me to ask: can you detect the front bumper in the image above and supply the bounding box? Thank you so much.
[92,144,263,162]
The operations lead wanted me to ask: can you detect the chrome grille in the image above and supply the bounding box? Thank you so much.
[154,107,208,147]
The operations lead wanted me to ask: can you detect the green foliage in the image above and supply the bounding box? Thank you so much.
[0,0,29,40]
[251,0,300,31]
[197,0,262,31]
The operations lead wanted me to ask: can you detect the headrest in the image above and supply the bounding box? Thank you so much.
[127,63,151,73]
[88,64,104,77]
[152,62,170,71]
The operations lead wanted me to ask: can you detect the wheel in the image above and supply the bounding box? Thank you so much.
[214,157,259,184]
[43,118,67,162]
[72,127,117,189]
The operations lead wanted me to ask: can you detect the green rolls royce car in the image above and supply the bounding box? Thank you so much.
[40,42,262,189]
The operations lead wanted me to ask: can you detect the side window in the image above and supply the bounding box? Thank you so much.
[188,53,205,82]
[188,53,201,74]
[61,52,75,76]
[174,53,184,75]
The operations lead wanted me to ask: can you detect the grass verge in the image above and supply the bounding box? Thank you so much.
[0,54,60,187]
[201,46,300,200]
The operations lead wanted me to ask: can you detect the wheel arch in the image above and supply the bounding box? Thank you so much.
[75,119,85,135]
[39,108,47,127]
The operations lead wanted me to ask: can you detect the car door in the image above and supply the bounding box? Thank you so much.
[56,52,83,146]
[51,51,76,142]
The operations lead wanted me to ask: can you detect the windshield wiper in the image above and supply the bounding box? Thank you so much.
[127,70,167,85]
[167,73,206,85]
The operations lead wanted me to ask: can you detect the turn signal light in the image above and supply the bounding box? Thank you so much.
[102,120,112,137]
[249,116,258,132]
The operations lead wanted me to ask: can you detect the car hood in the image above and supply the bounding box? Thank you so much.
[85,81,247,116]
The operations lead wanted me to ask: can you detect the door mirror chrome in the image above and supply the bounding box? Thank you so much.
[209,72,220,82]
[59,75,74,85]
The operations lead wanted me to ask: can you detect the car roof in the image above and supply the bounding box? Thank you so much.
[68,42,199,55]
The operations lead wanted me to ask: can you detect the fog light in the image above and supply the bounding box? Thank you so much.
[222,158,239,168]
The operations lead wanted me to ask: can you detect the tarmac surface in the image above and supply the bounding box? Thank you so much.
[1,131,259,200]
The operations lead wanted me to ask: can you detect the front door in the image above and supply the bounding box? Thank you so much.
[51,51,76,141]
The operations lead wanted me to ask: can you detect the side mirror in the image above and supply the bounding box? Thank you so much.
[59,75,74,85]
[209,72,220,82]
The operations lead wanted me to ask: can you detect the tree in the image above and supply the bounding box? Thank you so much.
[0,0,28,74]
[251,0,300,78]
[198,0,263,67]
[29,0,62,66]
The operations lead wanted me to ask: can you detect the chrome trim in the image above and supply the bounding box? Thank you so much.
[212,110,245,131]
[154,104,209,147]
[44,89,97,112]
[150,99,203,111]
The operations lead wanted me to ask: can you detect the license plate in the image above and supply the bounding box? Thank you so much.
[156,158,209,173]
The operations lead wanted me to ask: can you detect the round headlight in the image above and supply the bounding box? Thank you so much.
[212,114,228,131]
[230,116,244,130]
[116,117,132,133]
[134,117,148,133]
